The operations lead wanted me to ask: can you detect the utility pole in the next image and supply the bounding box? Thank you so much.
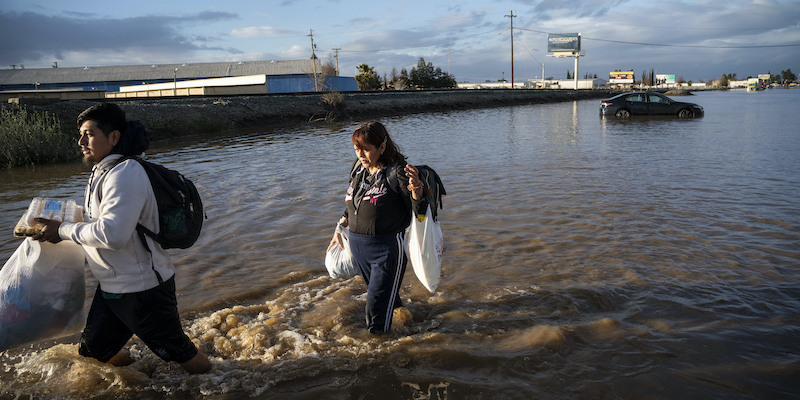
[447,47,451,74]
[505,11,515,89]
[332,48,341,76]
[308,29,319,91]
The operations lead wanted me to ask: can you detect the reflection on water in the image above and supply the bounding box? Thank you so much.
[1,90,799,399]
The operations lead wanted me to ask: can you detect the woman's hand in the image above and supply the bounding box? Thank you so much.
[328,232,343,251]
[329,217,348,250]
[405,164,424,200]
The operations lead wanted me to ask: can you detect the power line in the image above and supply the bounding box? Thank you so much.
[329,28,505,54]
[515,27,800,49]
[517,37,545,82]
[445,31,506,55]
[582,37,800,49]
[327,28,507,75]
[380,30,505,74]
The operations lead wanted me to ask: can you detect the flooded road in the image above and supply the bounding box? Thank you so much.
[1,89,799,399]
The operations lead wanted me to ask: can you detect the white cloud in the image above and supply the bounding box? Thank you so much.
[281,44,309,59]
[230,26,293,38]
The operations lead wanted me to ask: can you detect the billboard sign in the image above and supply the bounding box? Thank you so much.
[609,71,634,84]
[548,33,581,53]
[656,74,676,85]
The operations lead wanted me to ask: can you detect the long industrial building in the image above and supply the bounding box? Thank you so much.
[0,59,357,95]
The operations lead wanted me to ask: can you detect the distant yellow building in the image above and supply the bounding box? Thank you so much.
[747,78,765,92]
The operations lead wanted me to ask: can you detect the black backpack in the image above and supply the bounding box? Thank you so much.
[414,165,446,222]
[114,156,204,250]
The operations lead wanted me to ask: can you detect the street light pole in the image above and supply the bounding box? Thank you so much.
[173,68,178,96]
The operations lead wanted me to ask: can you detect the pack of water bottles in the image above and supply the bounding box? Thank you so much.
[13,197,83,237]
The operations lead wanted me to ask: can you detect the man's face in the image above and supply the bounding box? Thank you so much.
[78,120,118,165]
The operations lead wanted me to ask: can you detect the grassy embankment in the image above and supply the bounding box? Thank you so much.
[0,105,79,168]
[3,89,614,167]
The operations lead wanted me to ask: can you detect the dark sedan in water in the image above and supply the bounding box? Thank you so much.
[600,91,704,118]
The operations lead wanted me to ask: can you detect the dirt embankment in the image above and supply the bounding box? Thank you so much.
[29,89,614,141]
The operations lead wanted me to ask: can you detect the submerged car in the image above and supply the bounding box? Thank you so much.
[600,91,704,118]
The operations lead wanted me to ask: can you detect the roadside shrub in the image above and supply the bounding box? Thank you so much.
[314,91,346,122]
[0,104,79,168]
[321,91,344,109]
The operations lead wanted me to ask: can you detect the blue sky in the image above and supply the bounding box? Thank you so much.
[1,0,799,83]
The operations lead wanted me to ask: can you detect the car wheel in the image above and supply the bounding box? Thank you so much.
[615,109,631,118]
[678,109,694,119]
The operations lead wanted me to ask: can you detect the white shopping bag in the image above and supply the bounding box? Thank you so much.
[325,224,360,278]
[405,207,444,293]
[0,238,86,350]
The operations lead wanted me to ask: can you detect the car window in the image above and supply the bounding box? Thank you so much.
[625,94,646,103]
[648,94,668,103]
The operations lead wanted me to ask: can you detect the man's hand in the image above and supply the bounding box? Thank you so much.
[31,218,63,243]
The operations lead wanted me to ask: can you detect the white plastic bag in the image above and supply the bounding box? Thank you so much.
[0,238,86,350]
[325,224,359,278]
[405,207,444,293]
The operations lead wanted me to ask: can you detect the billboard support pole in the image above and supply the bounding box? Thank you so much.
[574,33,581,90]
[574,54,579,90]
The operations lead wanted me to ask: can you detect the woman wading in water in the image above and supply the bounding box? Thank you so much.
[334,121,427,334]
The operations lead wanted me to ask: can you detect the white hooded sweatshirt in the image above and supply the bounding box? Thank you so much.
[59,154,175,294]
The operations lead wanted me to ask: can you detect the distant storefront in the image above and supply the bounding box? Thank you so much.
[608,71,634,88]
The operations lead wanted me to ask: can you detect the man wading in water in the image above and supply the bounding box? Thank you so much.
[34,103,211,374]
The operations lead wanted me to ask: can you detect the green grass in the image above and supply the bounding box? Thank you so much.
[0,104,80,168]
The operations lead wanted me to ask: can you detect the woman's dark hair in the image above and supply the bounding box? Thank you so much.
[77,103,149,156]
[352,121,405,166]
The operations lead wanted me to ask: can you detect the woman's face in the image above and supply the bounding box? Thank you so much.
[354,140,386,171]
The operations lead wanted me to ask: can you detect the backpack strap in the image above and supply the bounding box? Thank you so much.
[105,157,154,239]
[100,155,163,284]
[136,226,164,283]
[349,158,360,181]
[350,158,402,193]
[385,163,401,194]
